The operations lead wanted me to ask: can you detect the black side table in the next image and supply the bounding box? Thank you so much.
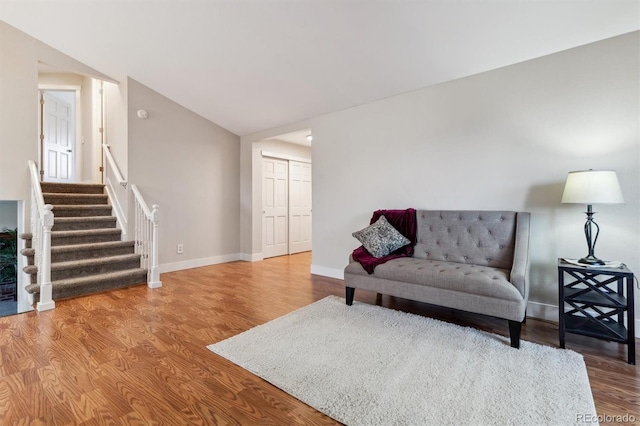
[558,259,635,365]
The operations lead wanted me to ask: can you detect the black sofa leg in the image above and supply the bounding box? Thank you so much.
[508,320,521,349]
[346,287,355,305]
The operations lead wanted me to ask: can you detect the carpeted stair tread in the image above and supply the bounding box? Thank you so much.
[51,254,141,272]
[55,216,116,224]
[21,240,135,265]
[53,229,121,237]
[52,205,113,217]
[21,247,35,257]
[52,204,111,209]
[22,240,134,256]
[52,228,122,245]
[23,253,142,283]
[51,240,135,253]
[26,268,148,300]
[44,193,109,205]
[23,265,37,275]
[53,216,117,231]
[40,182,105,194]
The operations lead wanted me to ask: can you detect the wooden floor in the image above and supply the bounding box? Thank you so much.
[0,252,637,425]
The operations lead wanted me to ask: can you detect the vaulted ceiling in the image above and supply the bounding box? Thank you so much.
[1,1,638,136]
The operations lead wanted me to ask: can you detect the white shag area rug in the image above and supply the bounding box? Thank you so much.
[207,296,598,426]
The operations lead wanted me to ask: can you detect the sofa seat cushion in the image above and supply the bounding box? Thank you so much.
[345,257,522,302]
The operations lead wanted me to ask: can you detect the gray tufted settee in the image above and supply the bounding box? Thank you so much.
[344,210,531,348]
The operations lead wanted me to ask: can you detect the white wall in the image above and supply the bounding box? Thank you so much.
[0,21,115,207]
[0,22,39,203]
[242,32,640,325]
[127,78,241,272]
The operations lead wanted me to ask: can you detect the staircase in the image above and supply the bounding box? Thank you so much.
[22,182,148,303]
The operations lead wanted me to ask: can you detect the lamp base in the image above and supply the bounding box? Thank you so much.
[578,255,605,266]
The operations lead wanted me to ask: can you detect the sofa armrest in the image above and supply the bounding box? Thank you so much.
[510,212,531,301]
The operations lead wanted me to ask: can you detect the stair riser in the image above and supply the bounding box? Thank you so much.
[31,272,148,303]
[52,220,117,231]
[29,258,142,284]
[40,183,104,194]
[52,233,121,246]
[44,195,108,205]
[52,207,113,218]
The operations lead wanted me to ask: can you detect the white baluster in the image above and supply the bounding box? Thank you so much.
[148,205,161,288]
[135,203,140,256]
[37,204,55,311]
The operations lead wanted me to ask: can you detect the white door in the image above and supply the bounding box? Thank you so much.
[263,158,289,258]
[289,161,312,253]
[42,91,75,183]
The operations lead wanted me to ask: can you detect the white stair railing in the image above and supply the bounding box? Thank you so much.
[27,160,55,311]
[102,144,128,238]
[102,144,127,188]
[101,145,161,289]
[131,185,161,288]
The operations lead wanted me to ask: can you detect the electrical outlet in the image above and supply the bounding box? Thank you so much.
[177,244,184,254]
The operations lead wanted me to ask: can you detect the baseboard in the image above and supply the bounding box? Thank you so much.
[159,253,242,273]
[159,257,640,338]
[526,301,559,323]
[310,264,344,280]
[239,252,263,262]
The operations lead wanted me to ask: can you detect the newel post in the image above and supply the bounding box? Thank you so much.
[148,204,162,288]
[37,204,55,311]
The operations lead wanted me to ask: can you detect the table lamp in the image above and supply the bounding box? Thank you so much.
[561,169,624,265]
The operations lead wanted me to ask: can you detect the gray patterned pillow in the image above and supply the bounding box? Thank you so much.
[352,215,411,258]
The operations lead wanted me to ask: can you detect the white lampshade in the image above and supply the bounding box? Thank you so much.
[561,170,624,204]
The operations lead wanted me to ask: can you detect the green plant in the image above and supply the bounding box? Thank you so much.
[0,227,18,283]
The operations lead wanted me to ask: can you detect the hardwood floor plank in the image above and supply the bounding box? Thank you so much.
[0,252,636,424]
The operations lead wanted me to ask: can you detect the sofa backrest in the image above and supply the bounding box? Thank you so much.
[413,210,517,270]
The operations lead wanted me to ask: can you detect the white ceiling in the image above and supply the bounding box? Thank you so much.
[1,1,638,137]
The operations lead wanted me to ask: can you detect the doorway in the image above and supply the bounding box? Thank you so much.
[262,157,313,258]
[39,90,77,183]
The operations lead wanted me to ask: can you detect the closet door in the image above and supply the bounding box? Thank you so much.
[288,161,312,253]
[262,158,289,258]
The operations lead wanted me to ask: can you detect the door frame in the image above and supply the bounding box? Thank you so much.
[38,84,82,183]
